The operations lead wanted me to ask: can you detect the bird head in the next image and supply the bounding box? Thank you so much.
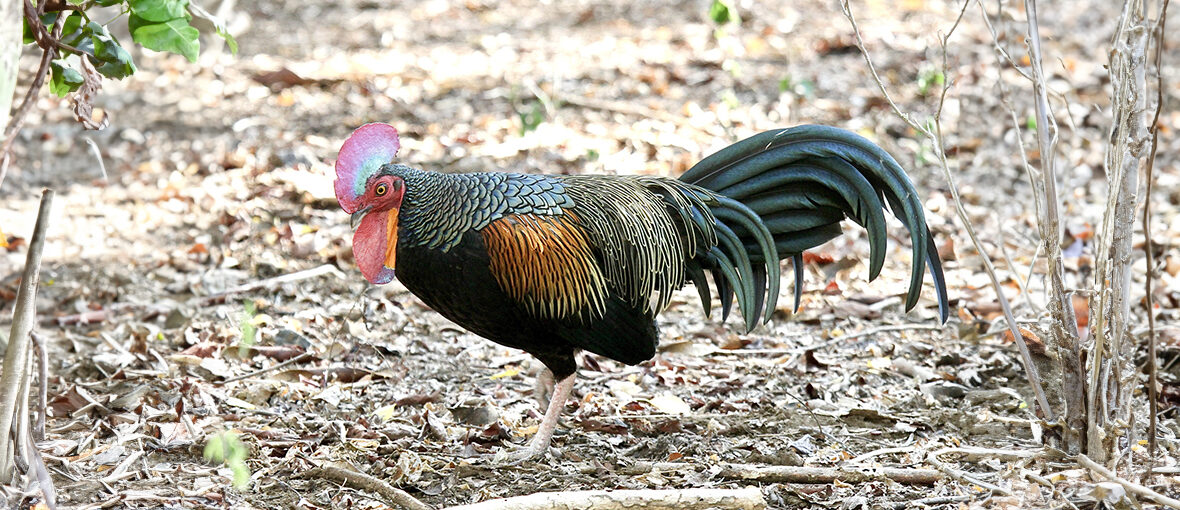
[335,123,406,285]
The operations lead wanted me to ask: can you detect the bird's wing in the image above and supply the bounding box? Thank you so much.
[478,212,610,323]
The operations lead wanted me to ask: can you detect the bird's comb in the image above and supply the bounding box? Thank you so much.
[335,123,401,213]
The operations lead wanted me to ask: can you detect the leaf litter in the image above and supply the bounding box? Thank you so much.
[0,0,1177,508]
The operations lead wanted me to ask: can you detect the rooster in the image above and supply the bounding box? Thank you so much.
[335,122,948,461]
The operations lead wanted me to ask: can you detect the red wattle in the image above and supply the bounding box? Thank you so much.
[353,210,396,284]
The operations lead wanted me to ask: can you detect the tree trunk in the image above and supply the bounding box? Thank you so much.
[1087,2,1151,465]
[0,0,20,132]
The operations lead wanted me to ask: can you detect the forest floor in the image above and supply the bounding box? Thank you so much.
[2,0,1180,508]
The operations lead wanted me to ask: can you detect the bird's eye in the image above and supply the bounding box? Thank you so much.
[375,183,388,196]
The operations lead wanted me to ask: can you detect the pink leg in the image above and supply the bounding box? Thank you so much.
[508,371,575,462]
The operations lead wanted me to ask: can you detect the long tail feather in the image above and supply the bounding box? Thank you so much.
[680,125,949,327]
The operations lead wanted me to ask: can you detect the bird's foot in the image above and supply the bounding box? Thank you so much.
[490,442,548,466]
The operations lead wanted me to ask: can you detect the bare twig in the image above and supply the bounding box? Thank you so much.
[716,463,942,485]
[556,94,692,127]
[192,264,344,305]
[298,463,432,510]
[0,189,53,482]
[1143,0,1169,469]
[840,0,1054,420]
[28,333,46,442]
[47,302,169,326]
[81,138,108,183]
[1088,0,1153,464]
[446,488,766,510]
[1078,454,1180,509]
[707,323,943,356]
[216,352,314,385]
[580,461,942,485]
[1022,0,1087,448]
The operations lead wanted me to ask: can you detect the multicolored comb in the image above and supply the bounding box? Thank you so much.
[334,123,401,213]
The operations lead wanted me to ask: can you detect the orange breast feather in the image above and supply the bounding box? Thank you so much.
[479,214,607,321]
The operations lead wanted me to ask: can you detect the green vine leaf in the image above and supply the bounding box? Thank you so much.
[23,12,84,45]
[129,14,201,62]
[85,22,137,79]
[128,0,191,23]
[49,60,85,97]
[189,2,238,54]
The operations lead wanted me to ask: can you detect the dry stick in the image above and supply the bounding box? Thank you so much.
[29,333,46,442]
[717,464,941,485]
[298,464,431,510]
[192,264,343,306]
[446,488,766,510]
[1143,0,1169,471]
[840,0,1054,420]
[573,461,941,485]
[1022,0,1087,444]
[216,352,314,385]
[50,264,340,326]
[707,323,943,356]
[1078,454,1180,509]
[0,189,53,482]
[1088,0,1152,465]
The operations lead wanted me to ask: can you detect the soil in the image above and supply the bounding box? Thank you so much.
[2,0,1179,508]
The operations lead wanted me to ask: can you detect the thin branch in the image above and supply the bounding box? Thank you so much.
[446,488,766,510]
[1143,0,1168,470]
[717,463,942,485]
[216,352,314,385]
[192,264,344,306]
[840,0,1054,420]
[28,333,46,442]
[298,463,432,510]
[1078,454,1180,509]
[707,323,943,356]
[0,189,54,482]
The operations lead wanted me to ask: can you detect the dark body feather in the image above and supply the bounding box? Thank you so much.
[384,126,949,379]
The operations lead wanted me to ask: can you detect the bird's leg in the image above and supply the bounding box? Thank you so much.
[533,367,555,409]
[504,371,574,463]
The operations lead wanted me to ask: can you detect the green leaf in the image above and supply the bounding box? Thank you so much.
[129,14,200,62]
[708,0,730,24]
[49,60,85,97]
[238,300,256,358]
[188,2,239,54]
[84,22,137,78]
[217,29,238,55]
[24,12,84,46]
[128,0,190,22]
[517,101,544,135]
[95,0,125,5]
[204,431,251,490]
[708,0,738,25]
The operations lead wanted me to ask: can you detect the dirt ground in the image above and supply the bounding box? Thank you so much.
[2,0,1180,508]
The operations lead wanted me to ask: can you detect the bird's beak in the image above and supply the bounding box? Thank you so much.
[350,205,373,230]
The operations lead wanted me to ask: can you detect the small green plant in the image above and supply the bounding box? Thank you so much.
[708,0,739,25]
[1026,114,1037,130]
[238,299,257,358]
[203,431,251,490]
[779,76,816,99]
[22,0,237,99]
[517,100,545,135]
[916,67,945,96]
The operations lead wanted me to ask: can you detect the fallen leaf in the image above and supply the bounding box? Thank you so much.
[802,251,835,265]
[649,393,692,415]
